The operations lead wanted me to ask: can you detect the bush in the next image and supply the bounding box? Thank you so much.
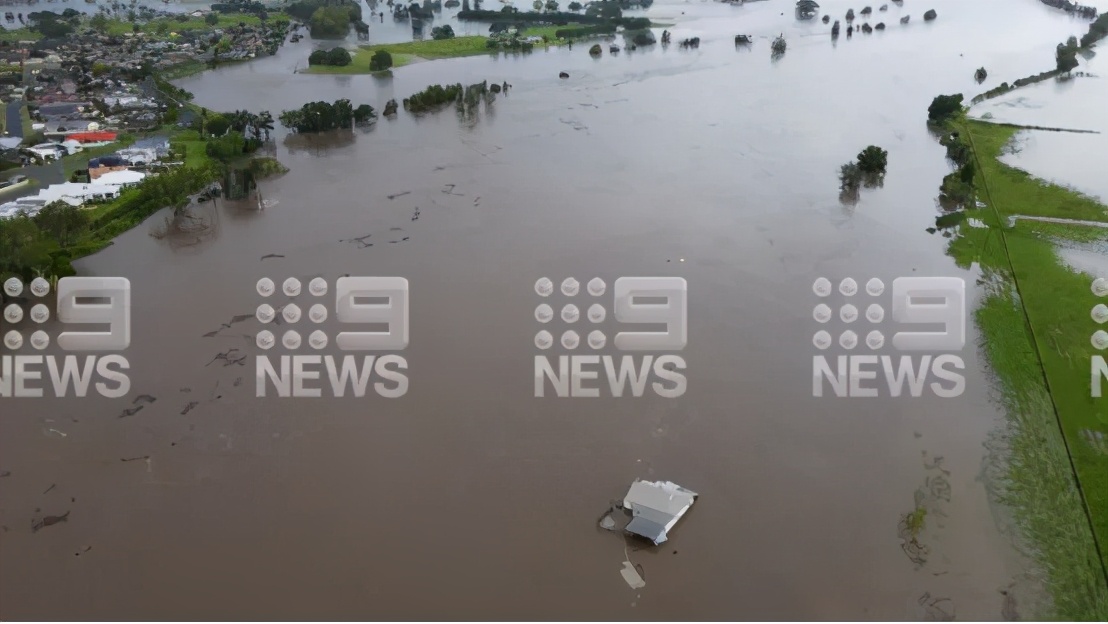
[431,24,455,39]
[205,131,247,161]
[628,30,655,46]
[369,49,393,71]
[403,83,463,112]
[1056,39,1079,72]
[205,12,220,25]
[927,93,963,122]
[328,46,351,65]
[856,145,888,175]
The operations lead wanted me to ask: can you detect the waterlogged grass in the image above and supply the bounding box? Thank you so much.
[942,117,1108,618]
[1025,220,1108,244]
[969,122,1108,223]
[361,36,490,59]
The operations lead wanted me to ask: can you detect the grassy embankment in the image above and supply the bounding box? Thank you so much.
[301,23,600,74]
[942,117,1108,620]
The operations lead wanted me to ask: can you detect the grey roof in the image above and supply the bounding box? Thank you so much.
[622,480,697,545]
[625,517,667,544]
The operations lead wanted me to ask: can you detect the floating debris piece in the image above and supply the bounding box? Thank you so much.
[0,470,11,478]
[75,545,92,557]
[620,560,646,589]
[134,394,157,405]
[121,455,150,462]
[180,401,200,415]
[118,405,144,418]
[43,483,56,494]
[387,191,412,200]
[621,480,698,545]
[260,254,285,261]
[32,511,70,532]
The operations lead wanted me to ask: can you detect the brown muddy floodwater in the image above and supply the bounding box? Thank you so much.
[2,0,1104,619]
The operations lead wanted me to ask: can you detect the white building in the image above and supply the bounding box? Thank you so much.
[0,170,147,219]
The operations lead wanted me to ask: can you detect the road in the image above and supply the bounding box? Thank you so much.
[5,99,23,139]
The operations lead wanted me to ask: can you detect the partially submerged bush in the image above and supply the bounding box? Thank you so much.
[927,93,963,122]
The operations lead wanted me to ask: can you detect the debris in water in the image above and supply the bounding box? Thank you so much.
[118,405,144,418]
[387,191,412,200]
[181,401,200,415]
[75,545,92,557]
[260,254,285,261]
[134,394,156,405]
[0,470,11,478]
[121,456,150,462]
[341,234,373,249]
[599,513,618,531]
[31,511,70,532]
[43,483,55,494]
[620,560,646,589]
[621,480,698,545]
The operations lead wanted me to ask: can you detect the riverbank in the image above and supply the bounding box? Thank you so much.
[943,117,1108,619]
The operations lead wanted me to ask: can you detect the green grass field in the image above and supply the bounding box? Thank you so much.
[301,37,491,74]
[302,49,416,74]
[0,28,41,42]
[943,118,1108,619]
[101,13,263,37]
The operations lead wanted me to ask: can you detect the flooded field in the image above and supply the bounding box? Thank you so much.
[1,0,1105,619]
[973,40,1108,203]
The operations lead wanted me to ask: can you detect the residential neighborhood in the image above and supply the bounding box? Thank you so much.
[0,4,290,219]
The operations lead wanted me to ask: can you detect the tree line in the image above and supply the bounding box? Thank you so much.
[278,100,377,133]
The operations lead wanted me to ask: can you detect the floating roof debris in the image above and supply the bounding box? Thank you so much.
[621,479,697,545]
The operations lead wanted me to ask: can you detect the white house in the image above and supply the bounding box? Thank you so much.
[0,171,148,219]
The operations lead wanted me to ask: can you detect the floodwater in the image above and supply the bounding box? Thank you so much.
[973,0,1108,202]
[1,0,1103,619]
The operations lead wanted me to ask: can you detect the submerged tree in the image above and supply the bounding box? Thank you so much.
[795,0,819,19]
[927,93,963,122]
[771,34,786,56]
[1056,37,1079,73]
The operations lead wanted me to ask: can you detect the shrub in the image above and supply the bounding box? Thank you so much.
[856,145,888,175]
[369,49,393,71]
[431,24,455,39]
[1056,39,1079,73]
[927,93,963,122]
[327,46,351,65]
